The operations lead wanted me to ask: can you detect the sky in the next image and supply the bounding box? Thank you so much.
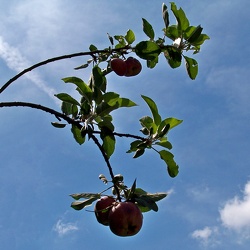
[0,0,250,249]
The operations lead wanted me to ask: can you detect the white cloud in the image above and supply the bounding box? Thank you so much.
[220,181,250,231]
[0,36,57,100]
[53,219,78,237]
[191,226,219,247]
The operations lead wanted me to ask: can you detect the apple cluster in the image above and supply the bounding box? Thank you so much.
[110,57,142,77]
[94,196,143,237]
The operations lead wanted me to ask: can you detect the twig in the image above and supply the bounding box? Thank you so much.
[0,46,130,94]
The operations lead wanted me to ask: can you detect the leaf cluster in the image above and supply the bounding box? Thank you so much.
[70,178,167,213]
[127,95,182,178]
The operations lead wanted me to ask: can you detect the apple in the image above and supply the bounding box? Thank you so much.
[94,196,115,226]
[108,201,143,237]
[124,57,142,77]
[110,58,127,76]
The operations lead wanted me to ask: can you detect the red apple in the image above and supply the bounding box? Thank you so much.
[110,58,127,76]
[94,196,115,226]
[124,57,142,77]
[108,201,143,237]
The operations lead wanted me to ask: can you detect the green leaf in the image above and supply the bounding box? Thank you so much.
[70,193,101,200]
[89,44,98,51]
[184,56,198,80]
[159,150,179,177]
[133,148,145,158]
[71,197,98,211]
[145,192,168,202]
[62,77,92,103]
[102,134,116,159]
[155,138,172,150]
[118,98,137,108]
[103,92,120,106]
[170,2,189,32]
[141,95,161,126]
[114,35,126,47]
[92,66,106,92]
[158,117,183,132]
[140,116,157,134]
[71,124,85,145]
[142,18,155,40]
[191,34,210,46]
[135,41,161,61]
[127,140,143,153]
[135,196,158,212]
[164,46,182,68]
[61,101,72,115]
[55,93,80,106]
[51,122,67,128]
[125,29,135,44]
[187,25,203,43]
[162,3,169,29]
[164,25,179,41]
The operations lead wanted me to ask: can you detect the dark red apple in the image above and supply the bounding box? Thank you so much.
[94,196,115,226]
[108,201,143,237]
[124,57,142,77]
[110,58,127,76]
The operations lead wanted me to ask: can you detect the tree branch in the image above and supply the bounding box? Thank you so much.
[0,46,131,94]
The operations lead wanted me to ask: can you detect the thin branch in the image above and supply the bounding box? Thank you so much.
[0,46,131,94]
[0,101,80,128]
[89,133,122,202]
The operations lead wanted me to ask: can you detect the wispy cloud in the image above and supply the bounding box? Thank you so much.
[0,36,56,100]
[53,219,78,237]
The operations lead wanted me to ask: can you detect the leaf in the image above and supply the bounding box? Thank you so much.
[184,56,198,80]
[135,41,161,60]
[74,63,89,70]
[70,193,101,200]
[170,2,189,32]
[141,95,161,126]
[187,25,203,43]
[54,93,80,106]
[127,140,143,153]
[125,29,135,44]
[92,66,106,92]
[155,138,172,150]
[162,3,169,29]
[71,197,98,211]
[126,179,137,200]
[133,148,145,158]
[103,92,120,106]
[89,44,98,51]
[158,117,183,132]
[135,196,158,212]
[102,134,116,159]
[71,124,85,145]
[164,46,182,68]
[118,98,137,108]
[164,25,179,41]
[159,150,179,177]
[62,77,92,102]
[145,192,168,202]
[61,101,72,115]
[142,18,155,40]
[51,122,67,128]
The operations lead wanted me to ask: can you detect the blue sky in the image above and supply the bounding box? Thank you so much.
[0,0,250,249]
